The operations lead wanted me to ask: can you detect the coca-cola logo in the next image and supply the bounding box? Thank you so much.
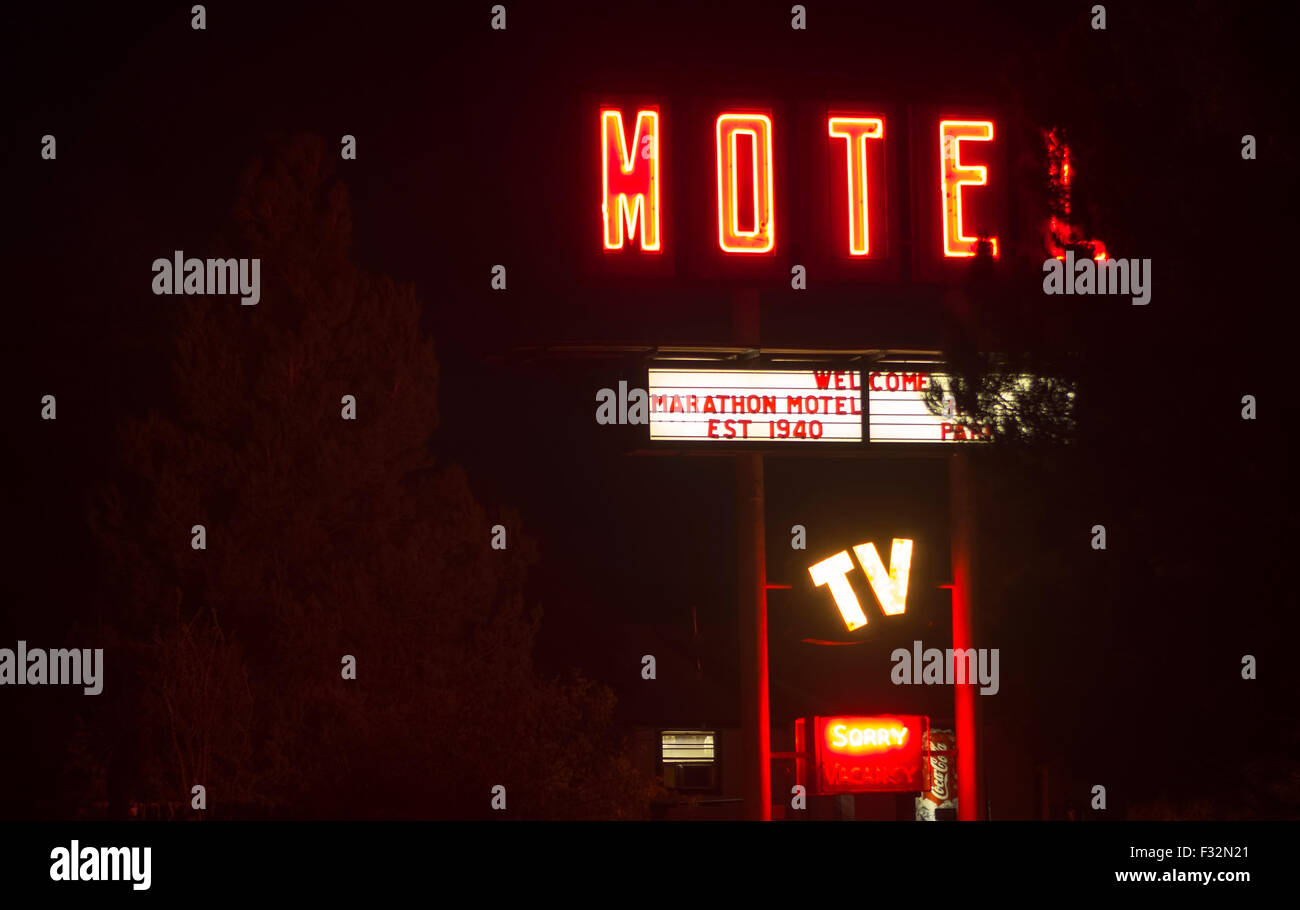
[930,755,950,800]
[927,738,952,801]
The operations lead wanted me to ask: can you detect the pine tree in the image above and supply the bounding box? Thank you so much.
[85,134,660,819]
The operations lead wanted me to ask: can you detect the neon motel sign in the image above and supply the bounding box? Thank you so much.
[808,538,913,631]
[600,108,998,258]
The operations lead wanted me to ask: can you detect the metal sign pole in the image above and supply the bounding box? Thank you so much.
[738,453,771,820]
[949,450,983,820]
[733,289,771,821]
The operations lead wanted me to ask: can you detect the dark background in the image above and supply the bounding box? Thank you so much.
[2,0,1295,820]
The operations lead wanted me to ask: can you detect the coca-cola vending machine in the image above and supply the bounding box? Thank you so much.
[915,728,958,820]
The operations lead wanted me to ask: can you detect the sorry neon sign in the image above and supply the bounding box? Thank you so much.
[827,721,909,752]
[815,715,928,793]
[600,108,997,259]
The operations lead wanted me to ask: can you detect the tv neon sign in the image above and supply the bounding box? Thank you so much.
[807,538,913,631]
[600,108,997,258]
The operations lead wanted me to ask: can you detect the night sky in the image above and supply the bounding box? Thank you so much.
[2,1,1295,821]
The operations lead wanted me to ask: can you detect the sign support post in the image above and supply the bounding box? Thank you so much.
[738,453,770,820]
[734,290,771,821]
[949,450,983,820]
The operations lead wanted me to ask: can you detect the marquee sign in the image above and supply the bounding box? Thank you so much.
[647,368,862,442]
[815,714,928,794]
[868,370,991,443]
[867,369,1036,443]
[641,365,1048,446]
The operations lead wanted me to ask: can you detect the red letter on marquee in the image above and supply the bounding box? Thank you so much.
[939,120,997,258]
[601,109,661,251]
[716,113,775,254]
[828,117,884,256]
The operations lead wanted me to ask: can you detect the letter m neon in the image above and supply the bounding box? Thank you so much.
[601,109,661,251]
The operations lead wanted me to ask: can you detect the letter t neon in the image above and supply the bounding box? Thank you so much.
[808,550,868,630]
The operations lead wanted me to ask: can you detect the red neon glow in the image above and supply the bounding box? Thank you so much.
[716,113,775,253]
[828,117,884,256]
[951,456,978,819]
[601,109,661,251]
[1045,128,1107,260]
[794,717,807,798]
[814,715,927,794]
[940,120,998,258]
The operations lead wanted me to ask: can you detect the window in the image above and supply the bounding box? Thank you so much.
[661,730,718,790]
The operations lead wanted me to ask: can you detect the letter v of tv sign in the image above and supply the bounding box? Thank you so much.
[807,538,913,631]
